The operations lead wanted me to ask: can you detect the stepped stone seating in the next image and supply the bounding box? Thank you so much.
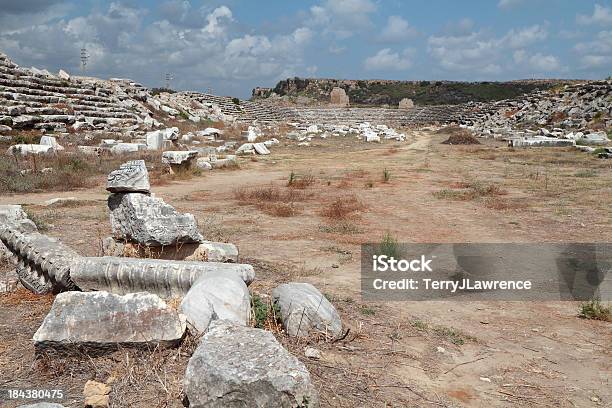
[178,91,498,126]
[0,52,150,131]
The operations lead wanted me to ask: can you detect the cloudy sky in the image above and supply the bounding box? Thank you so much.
[0,0,611,97]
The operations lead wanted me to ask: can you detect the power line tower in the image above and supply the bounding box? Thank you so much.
[80,48,89,73]
[165,73,174,89]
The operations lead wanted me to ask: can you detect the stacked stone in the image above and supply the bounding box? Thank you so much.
[105,160,238,262]
[0,51,149,132]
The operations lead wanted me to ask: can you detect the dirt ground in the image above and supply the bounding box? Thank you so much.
[0,128,610,407]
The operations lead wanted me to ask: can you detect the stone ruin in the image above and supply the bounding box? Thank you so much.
[0,160,347,407]
[330,86,349,107]
[398,98,414,109]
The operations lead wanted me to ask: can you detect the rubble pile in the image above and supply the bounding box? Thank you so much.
[468,81,611,152]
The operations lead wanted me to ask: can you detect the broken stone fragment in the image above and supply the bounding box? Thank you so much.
[184,320,319,408]
[162,150,198,165]
[253,142,270,155]
[106,160,150,193]
[181,272,251,326]
[108,192,203,246]
[33,291,186,352]
[83,380,111,408]
[272,282,343,339]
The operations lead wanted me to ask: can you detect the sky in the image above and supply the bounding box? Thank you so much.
[0,0,611,97]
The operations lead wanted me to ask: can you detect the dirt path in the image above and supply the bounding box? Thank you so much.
[1,129,610,407]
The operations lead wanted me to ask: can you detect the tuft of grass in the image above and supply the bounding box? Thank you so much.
[287,172,315,189]
[411,319,428,330]
[379,232,400,258]
[318,221,362,235]
[579,299,611,322]
[360,306,376,316]
[382,168,391,183]
[433,181,506,201]
[574,169,597,178]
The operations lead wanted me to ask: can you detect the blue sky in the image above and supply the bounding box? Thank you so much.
[0,0,611,97]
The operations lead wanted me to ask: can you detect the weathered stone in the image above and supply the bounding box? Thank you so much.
[210,155,237,169]
[110,143,146,154]
[182,272,251,325]
[33,291,186,352]
[253,142,271,155]
[40,135,64,150]
[330,87,349,107]
[102,237,238,263]
[398,98,414,109]
[180,292,215,333]
[184,321,319,408]
[511,136,575,147]
[17,404,67,408]
[236,143,255,155]
[197,128,223,138]
[58,69,70,80]
[196,158,213,170]
[108,192,203,245]
[71,256,255,297]
[8,144,54,155]
[145,130,164,150]
[161,150,198,166]
[106,160,150,193]
[272,282,343,339]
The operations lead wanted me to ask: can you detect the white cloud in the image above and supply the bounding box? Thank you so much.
[308,0,376,38]
[0,3,315,95]
[577,4,612,26]
[514,50,560,71]
[498,0,524,9]
[581,54,612,68]
[428,24,556,75]
[379,16,417,42]
[502,25,548,48]
[364,48,413,71]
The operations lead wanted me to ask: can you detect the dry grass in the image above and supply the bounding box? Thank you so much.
[320,195,364,220]
[433,181,507,201]
[0,151,166,194]
[287,172,316,189]
[234,184,309,217]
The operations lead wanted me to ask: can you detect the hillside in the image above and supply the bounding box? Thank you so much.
[253,78,580,106]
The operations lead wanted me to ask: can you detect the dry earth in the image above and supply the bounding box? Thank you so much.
[1,128,611,407]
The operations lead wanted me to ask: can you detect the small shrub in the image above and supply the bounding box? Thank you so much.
[379,232,399,258]
[320,195,363,219]
[287,172,315,189]
[382,168,391,183]
[251,293,282,329]
[179,111,190,120]
[579,299,611,322]
[232,97,241,105]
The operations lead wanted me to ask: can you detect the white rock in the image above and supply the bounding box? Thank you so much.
[8,144,54,155]
[39,135,64,150]
[110,143,146,154]
[196,158,213,170]
[146,131,164,150]
[253,143,270,155]
[58,69,70,80]
[304,347,322,359]
[162,150,198,165]
[183,272,251,325]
